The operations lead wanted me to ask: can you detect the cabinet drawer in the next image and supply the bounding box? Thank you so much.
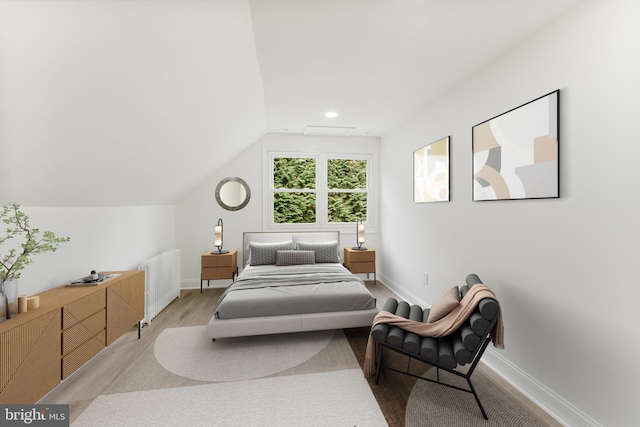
[62,291,106,329]
[202,254,235,267]
[202,266,236,280]
[347,262,375,274]
[62,331,106,380]
[62,309,106,356]
[347,250,375,263]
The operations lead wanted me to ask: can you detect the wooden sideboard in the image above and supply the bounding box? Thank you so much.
[0,271,144,404]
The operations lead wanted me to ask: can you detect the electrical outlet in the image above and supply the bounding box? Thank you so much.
[422,272,428,286]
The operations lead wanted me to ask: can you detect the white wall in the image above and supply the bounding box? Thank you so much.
[176,138,263,289]
[6,206,176,296]
[176,132,381,288]
[379,1,640,426]
[0,0,265,207]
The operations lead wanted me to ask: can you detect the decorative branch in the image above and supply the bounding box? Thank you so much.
[0,203,70,281]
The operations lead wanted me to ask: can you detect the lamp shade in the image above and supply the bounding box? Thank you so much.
[352,218,366,250]
[357,223,365,245]
[212,218,229,254]
[214,224,223,247]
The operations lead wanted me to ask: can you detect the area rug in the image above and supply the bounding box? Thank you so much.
[71,327,388,426]
[72,369,387,427]
[344,328,551,427]
[70,325,550,427]
[154,326,336,381]
[405,369,546,427]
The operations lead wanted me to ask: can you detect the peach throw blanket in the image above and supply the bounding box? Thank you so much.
[363,284,504,377]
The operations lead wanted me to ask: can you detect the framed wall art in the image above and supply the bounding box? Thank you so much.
[414,136,450,203]
[472,90,559,201]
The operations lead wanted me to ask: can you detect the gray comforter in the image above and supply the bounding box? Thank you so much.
[214,263,376,319]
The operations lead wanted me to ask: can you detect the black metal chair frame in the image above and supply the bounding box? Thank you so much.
[374,321,496,420]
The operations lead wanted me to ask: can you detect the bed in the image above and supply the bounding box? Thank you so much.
[206,231,379,339]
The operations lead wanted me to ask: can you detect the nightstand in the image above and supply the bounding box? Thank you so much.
[343,247,376,283]
[201,250,238,293]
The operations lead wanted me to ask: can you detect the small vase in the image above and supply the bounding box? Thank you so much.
[0,285,6,323]
[3,278,19,319]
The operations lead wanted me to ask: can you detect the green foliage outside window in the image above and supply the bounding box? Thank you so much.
[273,158,316,189]
[274,193,316,224]
[327,159,367,189]
[328,192,367,223]
[272,157,367,224]
[327,159,367,223]
[273,157,317,224]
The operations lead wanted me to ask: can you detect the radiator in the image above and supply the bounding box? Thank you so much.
[137,249,181,325]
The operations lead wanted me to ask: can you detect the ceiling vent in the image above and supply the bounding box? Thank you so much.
[303,125,356,136]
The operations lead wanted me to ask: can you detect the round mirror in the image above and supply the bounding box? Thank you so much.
[215,177,251,211]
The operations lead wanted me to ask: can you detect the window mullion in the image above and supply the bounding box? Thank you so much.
[318,155,328,228]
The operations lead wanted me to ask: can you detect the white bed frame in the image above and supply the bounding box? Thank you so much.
[206,231,379,339]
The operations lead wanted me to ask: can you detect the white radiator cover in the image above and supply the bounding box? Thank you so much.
[137,249,181,324]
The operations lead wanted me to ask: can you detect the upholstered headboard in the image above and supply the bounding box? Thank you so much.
[242,231,341,267]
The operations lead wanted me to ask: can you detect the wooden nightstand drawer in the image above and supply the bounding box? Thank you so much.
[202,266,236,280]
[201,250,238,292]
[347,250,375,263]
[346,262,375,274]
[343,247,376,280]
[202,253,235,268]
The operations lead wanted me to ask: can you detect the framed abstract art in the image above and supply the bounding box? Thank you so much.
[414,136,450,203]
[472,90,559,201]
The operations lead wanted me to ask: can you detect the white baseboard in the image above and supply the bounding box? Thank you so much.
[378,273,600,427]
[481,349,601,427]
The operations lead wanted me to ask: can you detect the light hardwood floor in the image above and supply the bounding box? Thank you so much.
[42,281,561,426]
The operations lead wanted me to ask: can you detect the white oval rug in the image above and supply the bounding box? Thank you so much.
[154,325,336,382]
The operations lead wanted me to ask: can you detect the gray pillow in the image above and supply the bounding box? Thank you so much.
[249,240,295,266]
[297,240,339,263]
[276,250,316,266]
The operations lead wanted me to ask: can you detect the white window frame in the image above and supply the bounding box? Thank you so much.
[265,150,373,231]
[323,154,371,226]
[269,152,319,228]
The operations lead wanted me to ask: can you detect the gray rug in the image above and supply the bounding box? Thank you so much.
[154,326,336,381]
[73,369,387,427]
[70,325,548,427]
[406,368,546,426]
[72,328,388,426]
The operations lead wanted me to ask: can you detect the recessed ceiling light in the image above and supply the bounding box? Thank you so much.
[324,111,338,118]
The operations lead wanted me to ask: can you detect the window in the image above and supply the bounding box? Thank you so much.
[327,158,367,223]
[273,157,317,224]
[269,153,370,228]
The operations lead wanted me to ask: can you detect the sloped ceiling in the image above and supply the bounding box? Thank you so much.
[0,0,582,207]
